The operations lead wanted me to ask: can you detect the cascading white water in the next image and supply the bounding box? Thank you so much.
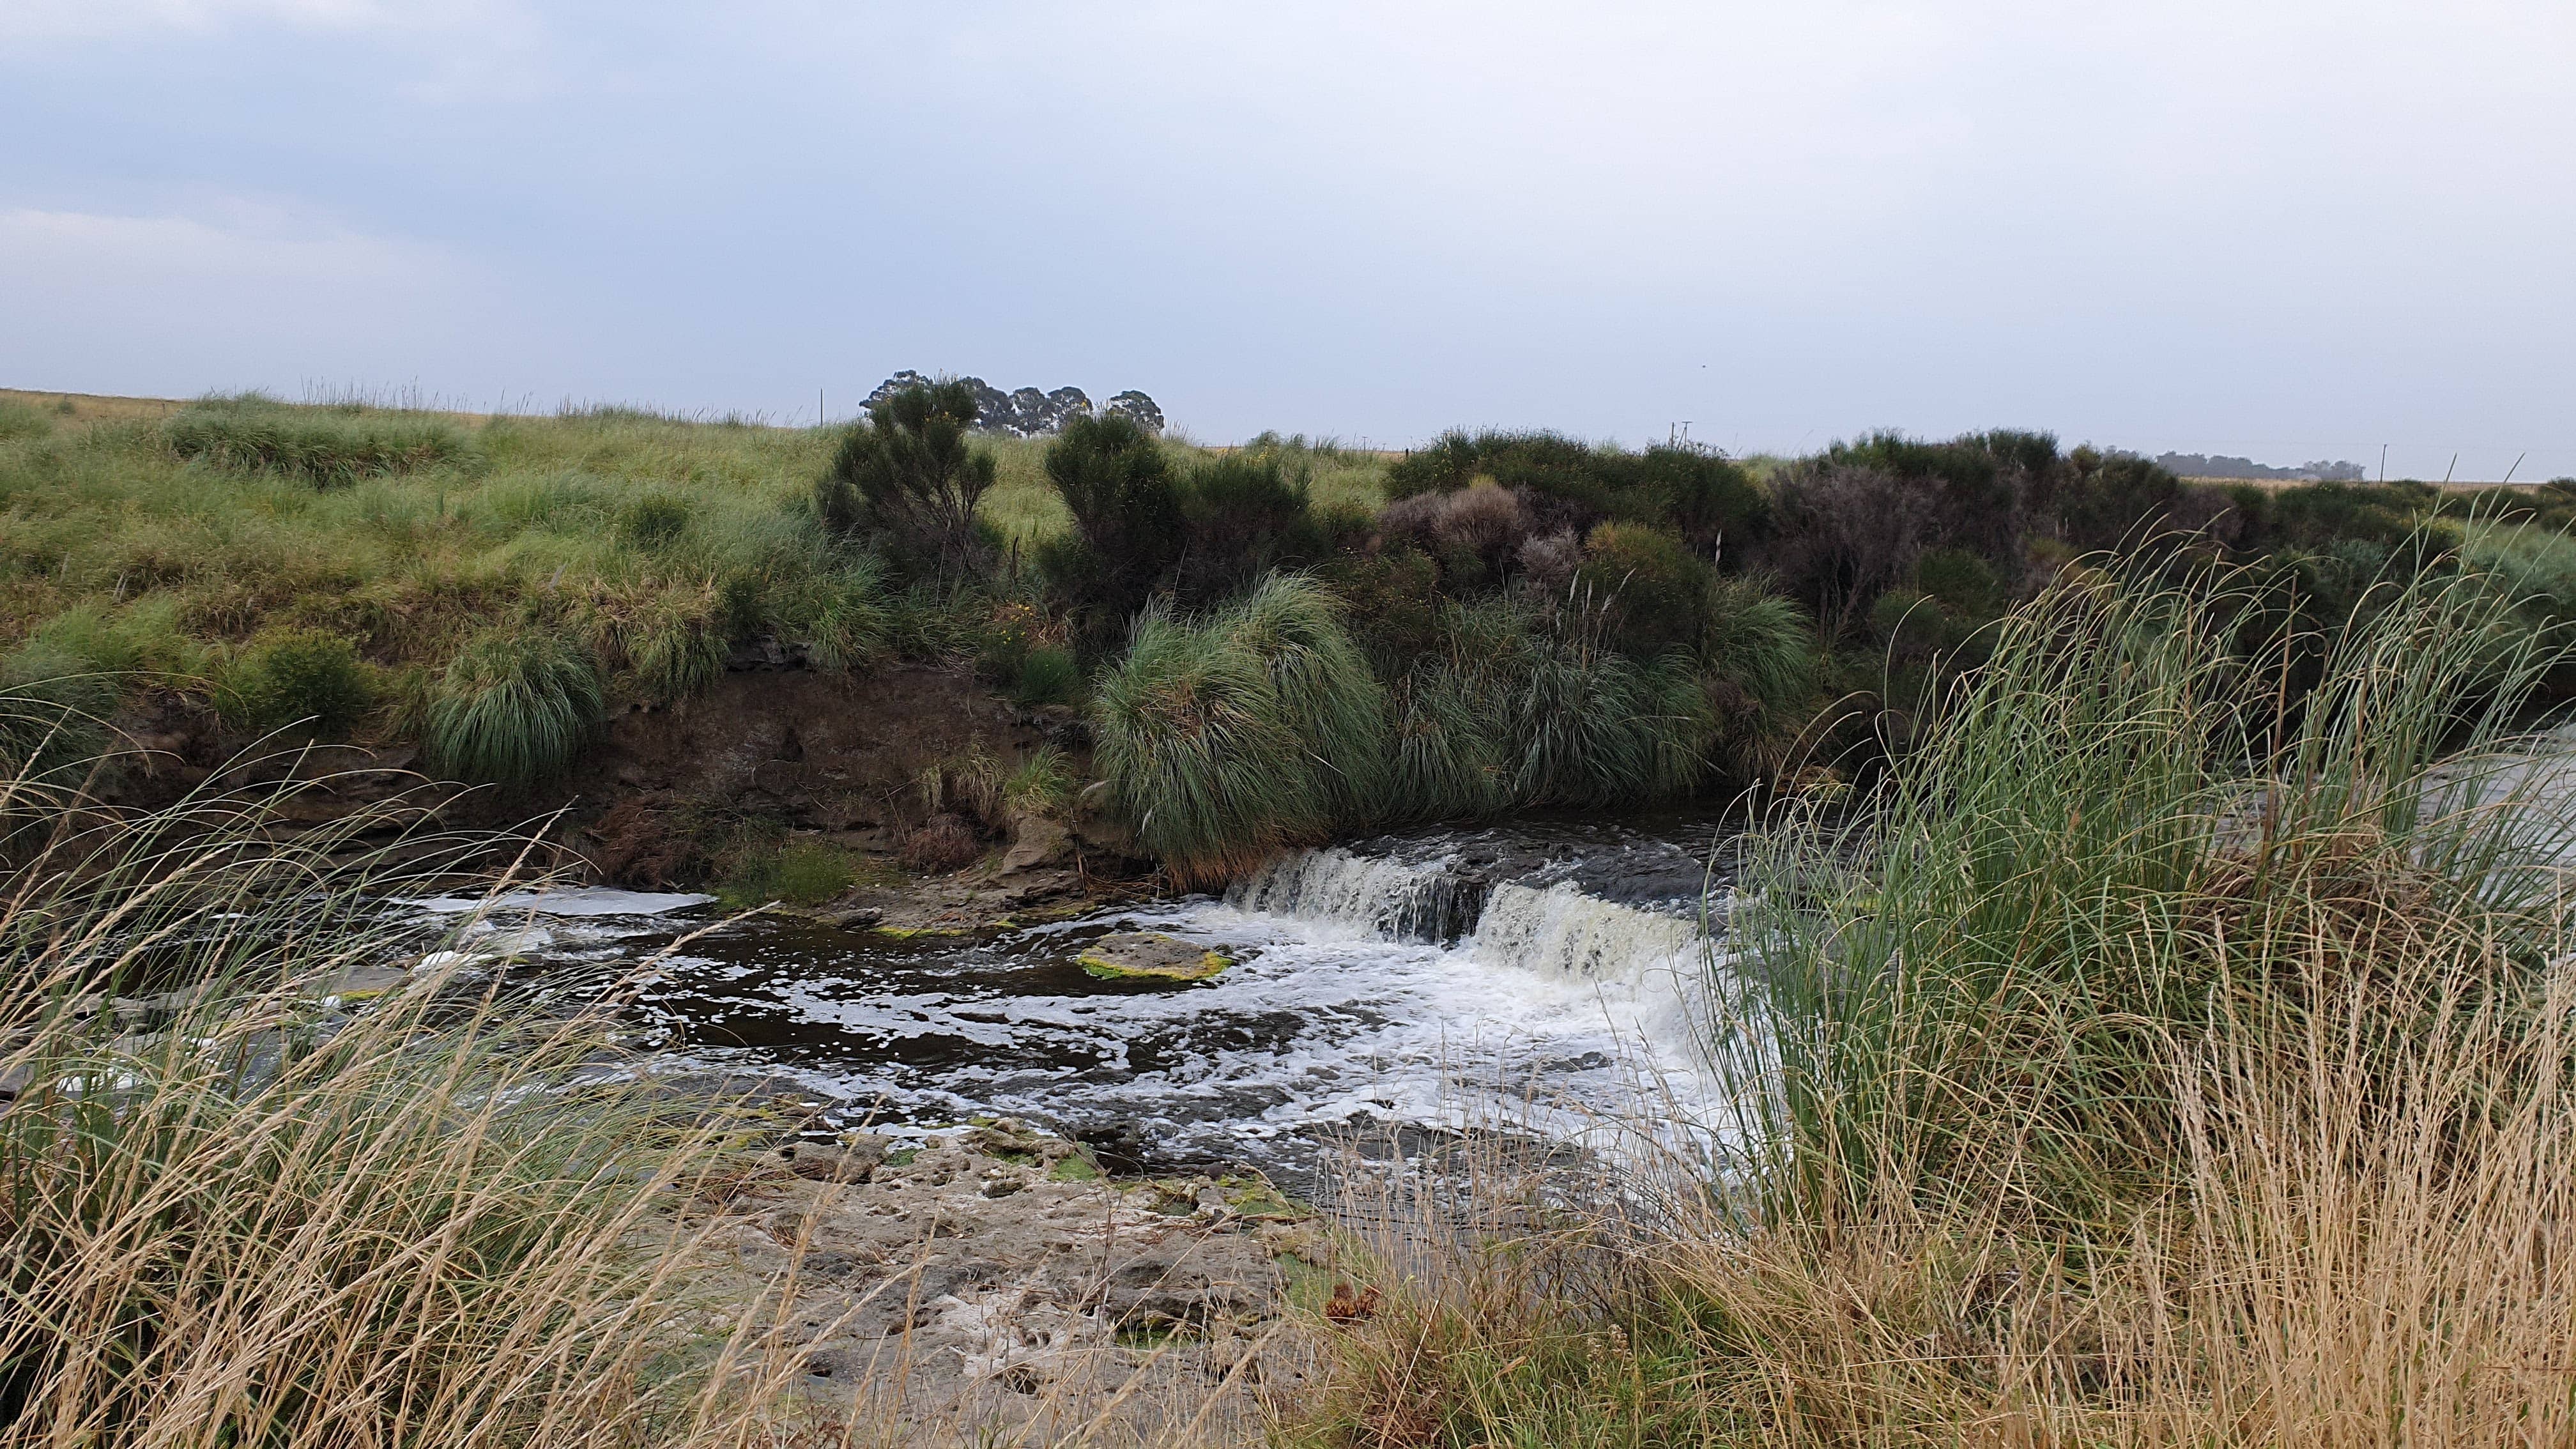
[1230,848,1712,988]
[1467,880,1704,986]
[1226,847,1481,943]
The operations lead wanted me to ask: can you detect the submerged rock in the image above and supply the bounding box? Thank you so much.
[1076,931,1230,983]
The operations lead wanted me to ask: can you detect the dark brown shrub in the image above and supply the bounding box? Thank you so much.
[898,811,983,873]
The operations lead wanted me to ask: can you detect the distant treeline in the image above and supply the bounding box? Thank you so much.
[2155,452,2366,482]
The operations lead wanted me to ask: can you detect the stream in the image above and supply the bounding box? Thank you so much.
[433,811,1744,1180]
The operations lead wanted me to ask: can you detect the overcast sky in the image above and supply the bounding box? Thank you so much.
[3,1,2569,476]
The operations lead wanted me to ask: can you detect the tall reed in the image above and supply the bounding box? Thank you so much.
[1299,548,2576,1447]
[0,713,835,1446]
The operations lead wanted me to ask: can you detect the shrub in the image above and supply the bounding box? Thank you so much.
[1574,522,1712,656]
[1761,463,1942,638]
[2052,445,2183,548]
[164,400,475,486]
[721,837,856,906]
[1176,451,1322,602]
[1040,410,1183,629]
[425,627,602,787]
[1913,546,2002,617]
[1314,545,1445,675]
[216,628,374,737]
[898,812,983,873]
[1011,645,1082,707]
[1384,431,1763,545]
[813,379,997,580]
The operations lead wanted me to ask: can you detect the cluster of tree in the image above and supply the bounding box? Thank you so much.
[2156,452,2367,482]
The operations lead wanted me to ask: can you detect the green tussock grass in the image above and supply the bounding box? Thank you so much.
[425,626,604,787]
[1092,574,1377,882]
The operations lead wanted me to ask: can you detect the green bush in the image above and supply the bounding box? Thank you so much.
[1175,452,1324,603]
[1384,431,1763,546]
[1040,411,1183,632]
[425,627,602,787]
[217,629,374,737]
[621,594,726,703]
[1575,522,1712,656]
[1011,646,1082,707]
[164,400,475,486]
[814,379,996,580]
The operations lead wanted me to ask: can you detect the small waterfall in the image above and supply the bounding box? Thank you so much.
[1468,881,1704,987]
[1227,847,1485,943]
[1230,847,1713,992]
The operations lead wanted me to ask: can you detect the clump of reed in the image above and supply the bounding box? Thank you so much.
[164,395,478,486]
[1383,597,1713,821]
[1298,548,2576,1447]
[1091,574,1383,883]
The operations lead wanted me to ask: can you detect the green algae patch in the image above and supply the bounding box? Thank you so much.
[1046,1154,1101,1183]
[1077,931,1231,983]
[872,924,970,940]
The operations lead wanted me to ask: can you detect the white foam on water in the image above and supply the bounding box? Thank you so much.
[408,888,713,917]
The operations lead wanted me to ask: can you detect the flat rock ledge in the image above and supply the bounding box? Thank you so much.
[1077,931,1231,983]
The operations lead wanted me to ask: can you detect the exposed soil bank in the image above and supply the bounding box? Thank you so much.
[100,660,1156,930]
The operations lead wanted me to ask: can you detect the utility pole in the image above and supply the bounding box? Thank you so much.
[2379,443,2388,483]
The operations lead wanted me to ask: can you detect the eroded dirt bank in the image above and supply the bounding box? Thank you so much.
[103,660,1155,928]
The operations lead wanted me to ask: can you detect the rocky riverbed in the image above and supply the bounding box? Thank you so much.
[667,1117,1331,1446]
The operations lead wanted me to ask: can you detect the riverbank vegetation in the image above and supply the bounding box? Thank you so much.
[1295,557,2576,1446]
[7,385,2576,887]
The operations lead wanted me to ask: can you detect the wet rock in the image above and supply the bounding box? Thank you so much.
[824,904,885,930]
[784,1133,889,1183]
[1000,814,1071,875]
[1077,931,1230,983]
